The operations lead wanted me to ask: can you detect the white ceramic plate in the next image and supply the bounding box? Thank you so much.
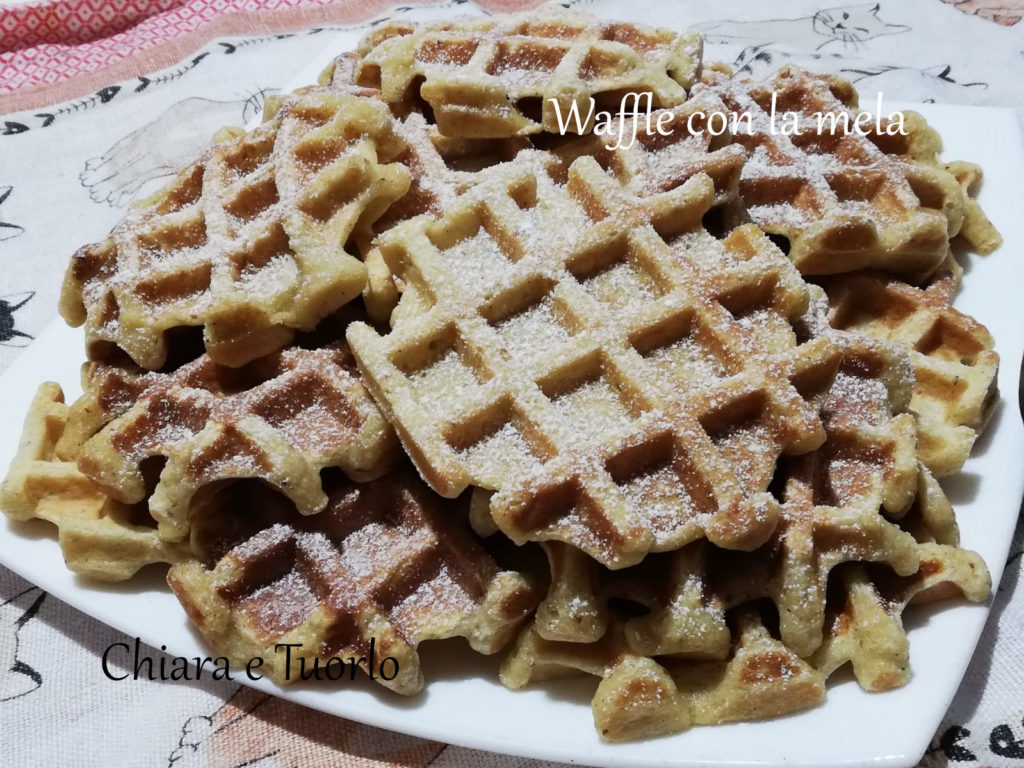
[1,49,1021,767]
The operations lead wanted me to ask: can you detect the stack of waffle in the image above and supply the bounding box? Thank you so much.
[1,5,1001,742]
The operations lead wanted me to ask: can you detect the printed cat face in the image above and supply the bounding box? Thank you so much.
[813,3,910,43]
[0,588,44,702]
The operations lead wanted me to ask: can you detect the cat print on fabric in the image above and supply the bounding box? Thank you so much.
[0,186,23,243]
[840,62,988,101]
[0,587,45,702]
[168,686,444,767]
[80,90,271,209]
[693,3,910,50]
[732,45,988,102]
[0,292,34,349]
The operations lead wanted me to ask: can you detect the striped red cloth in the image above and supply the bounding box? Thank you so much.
[0,0,341,90]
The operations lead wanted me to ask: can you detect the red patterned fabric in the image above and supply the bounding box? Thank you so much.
[0,0,334,90]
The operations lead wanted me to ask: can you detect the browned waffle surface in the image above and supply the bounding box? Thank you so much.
[60,87,410,370]
[1,383,189,580]
[501,610,825,742]
[812,468,990,690]
[945,160,1002,255]
[532,299,931,662]
[356,112,541,322]
[168,472,539,694]
[496,324,988,737]
[499,463,988,741]
[351,7,702,138]
[710,319,923,657]
[824,269,999,476]
[698,68,967,279]
[70,341,398,543]
[348,155,845,569]
[574,88,747,213]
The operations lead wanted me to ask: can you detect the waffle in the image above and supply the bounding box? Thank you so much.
[348,156,845,569]
[698,68,969,280]
[355,113,538,322]
[1,383,189,580]
[501,464,987,740]
[812,468,991,689]
[351,7,703,138]
[501,619,692,740]
[946,160,1002,255]
[70,339,398,543]
[498,297,988,740]
[60,87,411,369]
[168,471,539,694]
[534,541,609,643]
[573,87,747,214]
[543,294,923,660]
[606,540,732,661]
[824,268,999,476]
[501,609,825,742]
[710,322,923,657]
[534,537,732,652]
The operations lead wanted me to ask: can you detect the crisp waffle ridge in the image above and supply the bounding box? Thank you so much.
[699,68,967,279]
[709,299,923,656]
[72,340,398,543]
[501,609,825,741]
[356,112,541,322]
[352,6,702,137]
[60,87,411,369]
[812,467,990,689]
[824,268,999,477]
[1,383,189,580]
[348,154,845,568]
[168,472,539,694]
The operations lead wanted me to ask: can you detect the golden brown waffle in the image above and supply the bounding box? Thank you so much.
[168,472,539,694]
[496,336,987,740]
[1,383,189,580]
[574,289,915,654]
[501,619,693,740]
[613,541,732,659]
[533,539,731,653]
[70,340,398,543]
[534,541,609,643]
[348,156,845,569]
[572,88,747,215]
[824,269,999,476]
[376,112,538,230]
[501,609,825,742]
[664,608,825,729]
[60,87,410,369]
[357,112,538,322]
[550,298,925,661]
[502,465,988,739]
[711,322,923,657]
[698,68,967,279]
[308,58,551,324]
[946,160,1002,255]
[812,468,990,689]
[351,7,702,138]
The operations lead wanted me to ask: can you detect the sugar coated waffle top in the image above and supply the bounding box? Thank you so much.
[352,7,703,138]
[60,88,410,369]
